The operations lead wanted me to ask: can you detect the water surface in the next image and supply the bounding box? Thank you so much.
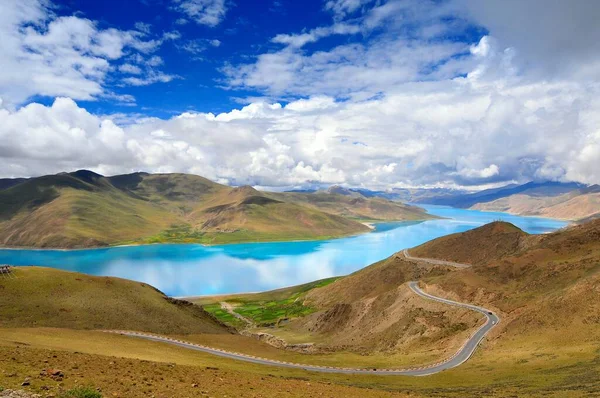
[0,206,568,296]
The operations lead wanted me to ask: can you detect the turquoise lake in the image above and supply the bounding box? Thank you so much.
[0,206,568,297]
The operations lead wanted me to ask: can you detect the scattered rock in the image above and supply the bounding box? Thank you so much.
[0,389,41,398]
[40,369,64,381]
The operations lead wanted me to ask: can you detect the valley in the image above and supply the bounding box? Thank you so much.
[2,218,598,397]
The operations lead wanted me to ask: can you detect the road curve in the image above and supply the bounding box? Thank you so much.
[402,249,471,268]
[106,283,499,376]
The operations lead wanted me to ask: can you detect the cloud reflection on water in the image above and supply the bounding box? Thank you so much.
[0,207,568,296]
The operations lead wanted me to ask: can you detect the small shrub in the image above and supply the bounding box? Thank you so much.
[59,386,102,398]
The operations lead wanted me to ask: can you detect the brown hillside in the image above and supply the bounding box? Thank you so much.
[278,255,481,354]
[0,267,231,335]
[273,220,600,365]
[410,221,528,265]
[471,191,600,221]
[418,220,600,356]
[268,191,436,221]
[0,171,384,247]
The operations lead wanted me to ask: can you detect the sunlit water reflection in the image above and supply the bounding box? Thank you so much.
[0,206,568,296]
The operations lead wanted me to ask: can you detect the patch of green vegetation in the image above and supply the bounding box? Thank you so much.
[59,386,102,398]
[202,304,246,329]
[197,278,340,328]
[203,230,342,245]
[133,223,206,244]
[229,278,339,326]
[124,228,348,246]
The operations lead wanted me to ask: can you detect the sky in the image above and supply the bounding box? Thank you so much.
[0,0,599,190]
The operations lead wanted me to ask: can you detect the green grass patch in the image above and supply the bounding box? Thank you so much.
[229,279,339,326]
[198,277,339,328]
[59,386,102,398]
[120,225,348,246]
[132,223,206,244]
[202,304,246,329]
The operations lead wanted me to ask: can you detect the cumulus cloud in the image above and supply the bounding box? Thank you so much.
[2,51,599,187]
[458,0,600,78]
[0,0,177,108]
[1,0,599,189]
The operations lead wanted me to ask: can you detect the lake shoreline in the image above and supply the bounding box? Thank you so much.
[0,219,425,252]
[0,208,568,297]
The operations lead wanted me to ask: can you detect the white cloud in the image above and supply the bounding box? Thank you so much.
[224,0,473,98]
[147,55,164,67]
[134,22,152,35]
[458,0,600,78]
[272,23,361,48]
[177,38,221,55]
[223,38,470,98]
[1,0,600,189]
[325,0,374,20]
[2,54,599,187]
[121,71,180,87]
[0,0,176,108]
[119,64,143,74]
[458,164,500,179]
[173,0,229,27]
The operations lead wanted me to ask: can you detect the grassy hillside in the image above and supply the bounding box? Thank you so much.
[192,220,600,386]
[198,252,481,360]
[0,267,231,335]
[0,171,437,248]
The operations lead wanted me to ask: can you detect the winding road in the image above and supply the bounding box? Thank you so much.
[108,250,499,376]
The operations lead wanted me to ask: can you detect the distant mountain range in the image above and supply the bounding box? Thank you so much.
[321,181,599,222]
[0,171,434,249]
[413,181,586,208]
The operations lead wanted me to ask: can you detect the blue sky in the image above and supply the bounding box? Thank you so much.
[40,0,363,116]
[34,0,486,118]
[1,0,599,189]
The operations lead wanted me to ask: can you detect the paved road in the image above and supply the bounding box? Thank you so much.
[402,249,471,268]
[107,269,499,376]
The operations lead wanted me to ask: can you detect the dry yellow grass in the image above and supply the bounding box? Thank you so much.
[0,267,229,335]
